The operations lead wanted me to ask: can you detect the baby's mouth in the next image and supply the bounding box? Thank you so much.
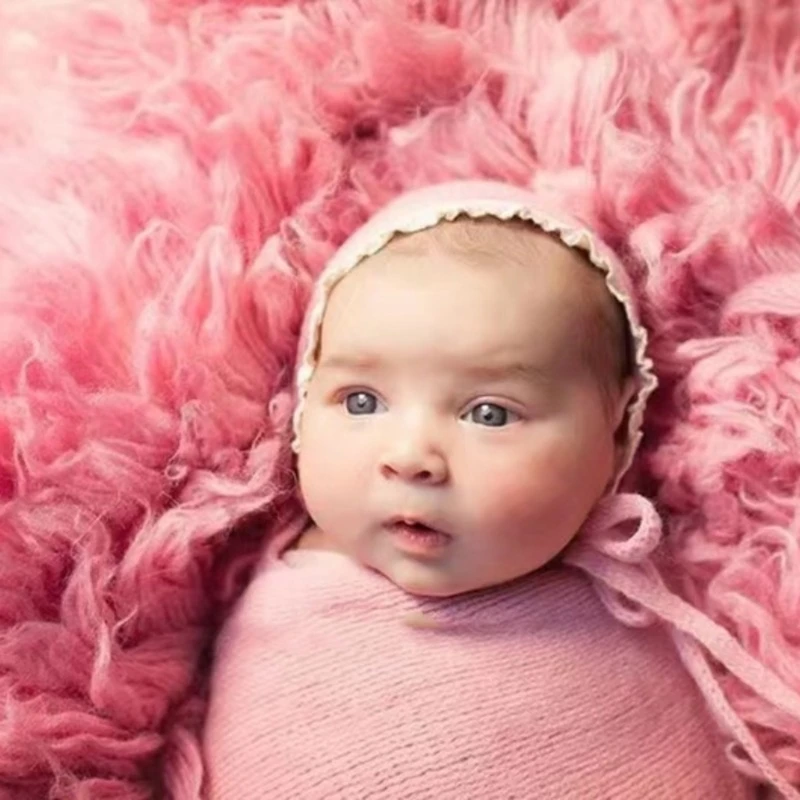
[384,516,453,555]
[385,514,445,533]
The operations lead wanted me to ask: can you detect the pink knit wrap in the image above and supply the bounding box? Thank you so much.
[204,522,748,799]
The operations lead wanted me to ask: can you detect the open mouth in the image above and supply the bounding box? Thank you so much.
[387,516,441,533]
[385,517,452,555]
[396,520,435,533]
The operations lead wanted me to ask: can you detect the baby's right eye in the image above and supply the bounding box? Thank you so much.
[344,391,382,415]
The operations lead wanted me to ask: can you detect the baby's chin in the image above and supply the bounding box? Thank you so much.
[377,560,529,599]
[392,578,466,599]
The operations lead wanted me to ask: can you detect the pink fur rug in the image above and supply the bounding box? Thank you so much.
[2,0,800,796]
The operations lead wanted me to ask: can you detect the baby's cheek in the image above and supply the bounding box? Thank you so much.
[468,469,544,527]
[465,446,581,532]
[299,425,372,524]
[299,429,342,508]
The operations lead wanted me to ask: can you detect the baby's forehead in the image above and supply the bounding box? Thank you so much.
[367,216,613,318]
[325,217,613,357]
[351,216,630,385]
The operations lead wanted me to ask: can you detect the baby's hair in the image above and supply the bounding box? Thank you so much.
[384,216,634,407]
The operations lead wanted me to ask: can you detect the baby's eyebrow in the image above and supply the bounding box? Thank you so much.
[317,355,554,384]
[317,354,382,372]
[463,362,554,385]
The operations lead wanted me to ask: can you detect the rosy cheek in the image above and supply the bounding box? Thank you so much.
[300,420,370,501]
[468,471,542,527]
[465,442,577,525]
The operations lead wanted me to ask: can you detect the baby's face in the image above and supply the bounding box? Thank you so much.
[298,223,633,597]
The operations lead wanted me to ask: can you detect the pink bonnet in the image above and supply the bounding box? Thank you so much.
[290,180,658,490]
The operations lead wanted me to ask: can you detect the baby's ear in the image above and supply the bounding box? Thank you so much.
[602,379,639,494]
[612,377,639,457]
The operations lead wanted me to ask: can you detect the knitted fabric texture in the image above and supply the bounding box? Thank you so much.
[204,541,748,800]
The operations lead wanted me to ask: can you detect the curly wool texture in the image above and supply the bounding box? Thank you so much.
[1,0,800,797]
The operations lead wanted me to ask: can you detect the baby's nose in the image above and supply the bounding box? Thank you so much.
[379,439,449,485]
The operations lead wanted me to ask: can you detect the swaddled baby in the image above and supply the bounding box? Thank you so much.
[202,182,793,799]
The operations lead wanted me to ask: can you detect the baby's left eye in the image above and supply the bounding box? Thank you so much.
[463,403,518,427]
[344,391,382,415]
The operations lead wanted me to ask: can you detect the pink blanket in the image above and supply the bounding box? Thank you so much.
[1,0,800,797]
[205,549,747,799]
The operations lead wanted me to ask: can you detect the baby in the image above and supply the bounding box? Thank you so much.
[294,215,635,599]
[202,182,783,799]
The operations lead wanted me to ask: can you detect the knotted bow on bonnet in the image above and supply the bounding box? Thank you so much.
[290,181,800,798]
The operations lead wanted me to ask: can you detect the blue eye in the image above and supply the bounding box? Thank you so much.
[345,391,380,415]
[466,403,514,427]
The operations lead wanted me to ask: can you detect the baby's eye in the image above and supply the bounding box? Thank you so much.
[344,391,382,415]
[464,402,518,427]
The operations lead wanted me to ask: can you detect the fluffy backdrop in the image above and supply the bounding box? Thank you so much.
[1,0,800,797]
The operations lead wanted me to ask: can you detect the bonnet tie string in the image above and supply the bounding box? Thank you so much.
[566,493,800,800]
